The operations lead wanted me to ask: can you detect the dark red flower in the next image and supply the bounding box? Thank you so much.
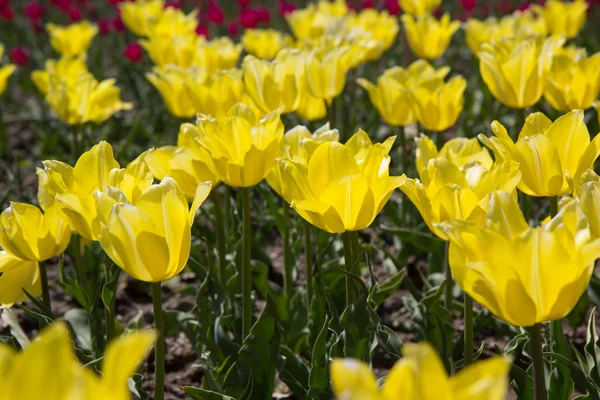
[24,1,44,20]
[238,0,250,7]
[240,9,257,28]
[195,24,209,38]
[227,20,239,36]
[254,7,270,23]
[516,2,531,11]
[112,16,125,32]
[9,47,30,66]
[461,0,476,11]
[123,42,143,63]
[68,6,82,20]
[98,18,111,34]
[362,0,376,8]
[0,6,14,21]
[208,2,224,24]
[385,0,400,15]
[279,1,295,15]
[54,0,71,11]
[0,0,9,7]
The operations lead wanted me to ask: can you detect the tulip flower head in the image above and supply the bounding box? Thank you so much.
[46,21,98,57]
[185,68,246,121]
[0,252,40,307]
[95,178,210,282]
[146,65,203,118]
[279,130,401,233]
[195,103,284,188]
[399,0,441,16]
[305,46,351,103]
[346,9,399,52]
[332,342,511,400]
[402,13,460,60]
[415,134,494,175]
[119,0,165,37]
[544,46,600,112]
[31,55,88,96]
[534,0,587,39]
[478,35,565,109]
[241,29,293,60]
[478,110,600,197]
[440,191,600,327]
[0,44,15,95]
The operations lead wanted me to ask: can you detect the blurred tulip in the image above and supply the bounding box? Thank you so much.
[0,44,15,95]
[9,47,29,66]
[112,16,125,32]
[440,191,600,326]
[279,1,296,15]
[332,342,511,400]
[279,130,401,233]
[305,46,350,103]
[67,6,81,21]
[415,134,494,175]
[544,46,600,112]
[266,124,339,202]
[461,0,476,11]
[195,24,209,37]
[0,6,14,22]
[255,7,270,23]
[24,1,44,20]
[195,103,284,187]
[534,0,587,39]
[241,29,293,59]
[228,20,240,36]
[240,9,258,28]
[147,7,197,37]
[208,1,224,24]
[399,0,441,16]
[347,9,399,52]
[98,18,111,34]
[402,14,460,60]
[95,178,210,282]
[479,110,600,197]
[295,92,327,121]
[46,21,98,57]
[478,35,564,109]
[31,55,87,95]
[0,252,40,308]
[408,75,466,132]
[119,0,164,36]
[146,65,201,118]
[123,42,143,63]
[185,68,247,121]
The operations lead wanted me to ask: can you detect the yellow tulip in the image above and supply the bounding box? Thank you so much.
[242,29,293,60]
[440,191,600,326]
[146,65,203,118]
[147,7,197,37]
[544,46,600,112]
[0,252,40,308]
[478,35,565,109]
[347,9,399,52]
[402,13,460,60]
[38,141,153,240]
[478,109,600,197]
[119,0,165,37]
[194,103,284,187]
[46,21,98,57]
[595,101,600,124]
[0,322,154,400]
[305,46,350,103]
[243,51,304,114]
[96,178,210,282]
[278,130,401,233]
[0,44,15,96]
[185,68,246,121]
[197,37,244,72]
[317,0,348,16]
[358,60,449,127]
[32,55,88,95]
[578,170,600,238]
[343,32,385,67]
[534,0,587,39]
[399,0,441,16]
[266,123,339,202]
[285,5,324,40]
[408,75,467,132]
[331,342,511,400]
[296,92,327,121]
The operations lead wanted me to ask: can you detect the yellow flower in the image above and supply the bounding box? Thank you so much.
[478,35,565,109]
[0,252,40,308]
[595,101,600,124]
[408,75,467,132]
[544,46,600,112]
[147,7,197,37]
[0,203,71,262]
[279,130,401,233]
[296,92,327,121]
[578,170,600,238]
[317,0,348,16]
[119,0,165,37]
[0,44,15,96]
[347,9,399,52]
[534,0,587,39]
[343,31,385,67]
[358,60,449,127]
[146,65,203,118]
[399,0,441,16]
[95,178,210,282]
[242,51,304,114]
[184,68,246,121]
[478,110,600,197]
[38,141,153,240]
[305,46,350,103]
[285,5,323,40]
[266,123,339,202]
[46,21,98,57]
[331,342,511,400]
[0,322,154,400]
[242,29,293,59]
[402,13,460,60]
[440,191,600,326]
[32,55,88,95]
[194,103,284,188]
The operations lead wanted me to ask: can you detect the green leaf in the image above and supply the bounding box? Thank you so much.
[64,308,93,352]
[1,309,30,349]
[182,387,236,400]
[308,316,331,400]
[549,320,574,400]
[369,268,406,308]
[585,307,600,386]
[378,325,402,361]
[277,345,310,400]
[380,226,445,258]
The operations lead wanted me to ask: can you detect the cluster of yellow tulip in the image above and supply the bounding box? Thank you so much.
[0,45,15,96]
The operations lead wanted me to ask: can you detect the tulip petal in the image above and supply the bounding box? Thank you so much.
[401,342,451,398]
[330,359,380,399]
[451,356,511,400]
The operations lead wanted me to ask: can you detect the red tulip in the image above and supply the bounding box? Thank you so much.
[68,7,82,20]
[240,9,257,28]
[238,0,250,7]
[164,0,180,9]
[254,7,270,23]
[98,18,111,34]
[279,1,296,15]
[24,1,44,20]
[362,0,376,8]
[123,42,143,63]
[195,24,209,38]
[0,6,14,21]
[461,0,476,11]
[112,16,125,32]
[9,47,30,66]
[208,2,224,24]
[0,0,9,7]
[385,0,401,15]
[227,20,239,36]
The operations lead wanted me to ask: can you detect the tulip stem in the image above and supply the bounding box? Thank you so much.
[241,187,252,338]
[71,124,80,163]
[464,294,474,365]
[283,223,293,302]
[342,231,356,307]
[151,282,165,400]
[211,190,228,287]
[527,323,547,400]
[39,261,52,313]
[72,235,90,295]
[104,262,118,344]
[327,99,337,131]
[398,126,407,224]
[549,196,558,218]
[304,220,313,309]
[444,241,453,310]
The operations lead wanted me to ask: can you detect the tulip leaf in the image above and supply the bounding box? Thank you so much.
[378,325,403,361]
[369,268,406,308]
[1,309,30,349]
[308,316,331,400]
[182,387,237,400]
[549,320,574,400]
[277,345,310,400]
[64,308,93,352]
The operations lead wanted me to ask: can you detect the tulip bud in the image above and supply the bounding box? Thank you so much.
[123,42,143,63]
[9,47,29,66]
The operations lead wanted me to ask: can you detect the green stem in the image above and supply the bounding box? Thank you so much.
[71,124,80,163]
[72,235,90,294]
[104,263,117,344]
[350,231,360,269]
[549,196,558,218]
[304,220,313,308]
[464,294,474,365]
[327,98,337,131]
[152,282,165,400]
[241,187,252,338]
[342,231,355,307]
[39,261,52,313]
[211,190,227,286]
[398,125,407,224]
[444,241,453,310]
[283,223,293,302]
[515,107,527,141]
[527,324,547,400]
[435,130,444,150]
